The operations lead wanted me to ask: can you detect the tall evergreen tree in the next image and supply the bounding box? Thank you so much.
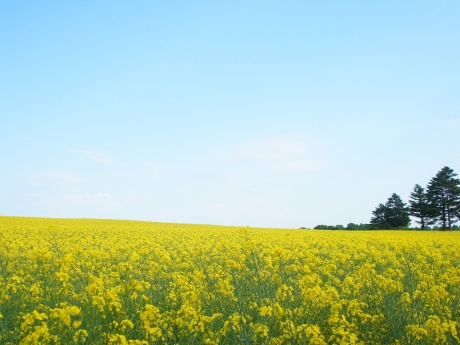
[370,203,387,229]
[408,184,430,229]
[370,193,410,229]
[426,166,460,230]
[385,193,411,229]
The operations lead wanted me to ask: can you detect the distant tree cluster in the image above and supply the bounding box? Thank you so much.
[313,223,372,230]
[312,166,460,231]
[370,193,410,230]
[407,166,460,230]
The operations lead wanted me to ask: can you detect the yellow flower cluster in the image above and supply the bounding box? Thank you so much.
[0,216,459,344]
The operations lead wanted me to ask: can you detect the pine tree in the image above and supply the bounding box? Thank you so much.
[370,193,410,229]
[426,166,460,230]
[370,203,387,229]
[385,193,411,229]
[408,184,430,229]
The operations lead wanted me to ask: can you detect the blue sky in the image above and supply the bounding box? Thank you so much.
[1,1,459,228]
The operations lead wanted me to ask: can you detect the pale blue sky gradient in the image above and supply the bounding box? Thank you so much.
[1,1,460,227]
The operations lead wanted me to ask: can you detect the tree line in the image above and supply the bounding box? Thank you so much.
[313,166,460,231]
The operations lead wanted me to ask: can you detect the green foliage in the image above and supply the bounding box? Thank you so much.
[370,193,411,229]
[409,184,430,230]
[313,223,373,230]
[425,166,460,231]
[312,166,460,232]
[345,223,372,230]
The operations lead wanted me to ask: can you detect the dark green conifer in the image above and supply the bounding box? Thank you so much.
[426,166,460,230]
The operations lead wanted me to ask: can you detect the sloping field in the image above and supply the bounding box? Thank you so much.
[0,216,459,344]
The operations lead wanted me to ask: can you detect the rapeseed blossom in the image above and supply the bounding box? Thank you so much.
[0,216,459,344]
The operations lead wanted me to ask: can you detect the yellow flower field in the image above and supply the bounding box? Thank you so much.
[0,216,459,344]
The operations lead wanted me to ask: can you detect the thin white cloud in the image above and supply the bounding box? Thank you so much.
[64,192,118,208]
[28,171,83,187]
[444,119,460,129]
[224,135,325,173]
[141,162,163,180]
[75,150,120,165]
